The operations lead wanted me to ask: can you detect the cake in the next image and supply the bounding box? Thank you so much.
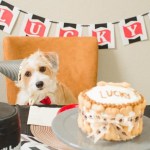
[78,81,146,143]
[0,102,21,149]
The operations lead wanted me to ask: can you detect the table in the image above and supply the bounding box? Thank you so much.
[21,134,52,150]
[17,105,150,135]
[17,105,150,149]
[17,105,63,150]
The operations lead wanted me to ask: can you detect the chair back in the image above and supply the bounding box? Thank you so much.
[3,36,98,104]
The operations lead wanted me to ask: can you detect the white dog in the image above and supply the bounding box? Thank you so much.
[16,50,77,105]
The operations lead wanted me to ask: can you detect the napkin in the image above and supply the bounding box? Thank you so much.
[27,106,60,127]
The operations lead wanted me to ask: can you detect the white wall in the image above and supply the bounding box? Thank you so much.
[0,0,150,104]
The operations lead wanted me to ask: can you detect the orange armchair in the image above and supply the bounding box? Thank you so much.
[3,36,98,105]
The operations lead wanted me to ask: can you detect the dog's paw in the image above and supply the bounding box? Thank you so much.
[28,98,36,105]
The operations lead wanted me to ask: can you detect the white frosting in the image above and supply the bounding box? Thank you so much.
[86,85,140,104]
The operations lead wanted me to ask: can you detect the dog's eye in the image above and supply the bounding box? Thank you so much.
[39,66,46,72]
[25,71,31,77]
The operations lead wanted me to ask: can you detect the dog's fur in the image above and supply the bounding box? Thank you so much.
[16,50,77,105]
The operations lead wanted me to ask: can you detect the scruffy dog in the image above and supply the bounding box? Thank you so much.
[16,50,77,105]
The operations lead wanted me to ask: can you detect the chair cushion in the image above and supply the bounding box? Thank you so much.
[3,36,98,105]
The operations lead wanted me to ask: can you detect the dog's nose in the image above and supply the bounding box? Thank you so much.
[36,81,44,88]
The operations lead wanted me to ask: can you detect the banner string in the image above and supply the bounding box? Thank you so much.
[19,9,149,27]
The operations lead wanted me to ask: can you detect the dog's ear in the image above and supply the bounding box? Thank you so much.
[44,52,59,72]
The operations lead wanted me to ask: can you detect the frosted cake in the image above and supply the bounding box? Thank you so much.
[78,81,146,142]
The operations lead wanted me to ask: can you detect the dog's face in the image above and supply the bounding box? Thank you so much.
[17,51,59,97]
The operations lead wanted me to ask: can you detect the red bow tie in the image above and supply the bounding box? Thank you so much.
[40,96,51,105]
[27,96,51,105]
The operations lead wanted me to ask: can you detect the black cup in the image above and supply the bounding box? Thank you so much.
[0,102,21,149]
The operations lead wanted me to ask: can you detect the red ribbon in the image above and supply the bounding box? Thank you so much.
[40,96,51,105]
[27,96,51,105]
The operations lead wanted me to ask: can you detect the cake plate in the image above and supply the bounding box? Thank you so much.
[52,108,150,150]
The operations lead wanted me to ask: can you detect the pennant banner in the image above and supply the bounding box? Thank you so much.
[0,0,20,33]
[0,0,150,49]
[89,23,115,49]
[55,22,82,37]
[20,13,51,37]
[119,15,147,45]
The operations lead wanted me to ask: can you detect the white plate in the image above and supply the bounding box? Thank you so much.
[52,108,150,150]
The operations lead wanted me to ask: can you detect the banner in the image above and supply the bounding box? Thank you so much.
[0,1,150,49]
[89,23,115,49]
[20,13,51,37]
[0,0,20,33]
[55,22,82,37]
[119,16,147,45]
